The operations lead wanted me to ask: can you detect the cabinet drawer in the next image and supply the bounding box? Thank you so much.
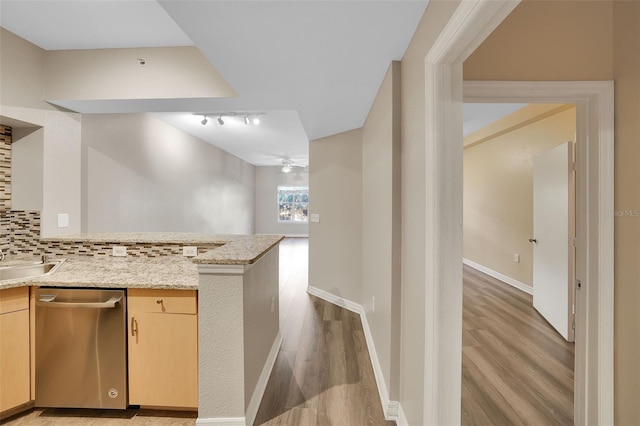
[128,289,197,314]
[0,287,29,314]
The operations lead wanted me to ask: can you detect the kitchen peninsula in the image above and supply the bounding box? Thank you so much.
[0,232,283,426]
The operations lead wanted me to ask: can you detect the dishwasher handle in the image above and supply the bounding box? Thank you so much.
[37,294,123,309]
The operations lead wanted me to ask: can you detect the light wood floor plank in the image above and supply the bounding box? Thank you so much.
[462,264,574,425]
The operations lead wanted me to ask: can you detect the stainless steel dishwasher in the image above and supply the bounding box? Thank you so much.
[35,288,128,409]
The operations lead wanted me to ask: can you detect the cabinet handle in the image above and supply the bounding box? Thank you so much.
[131,317,138,337]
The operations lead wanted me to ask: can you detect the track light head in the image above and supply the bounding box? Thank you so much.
[217,116,224,125]
[201,116,208,125]
[244,116,250,125]
[253,117,260,125]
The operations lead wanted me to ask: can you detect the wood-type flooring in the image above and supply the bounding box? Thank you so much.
[461,264,575,425]
[254,238,393,425]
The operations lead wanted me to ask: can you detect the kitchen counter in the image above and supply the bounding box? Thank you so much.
[37,256,199,290]
[192,234,283,265]
[0,256,198,291]
[0,233,284,291]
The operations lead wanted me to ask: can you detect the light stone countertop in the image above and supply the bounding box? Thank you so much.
[0,233,284,291]
[35,256,199,289]
[0,256,198,291]
[192,234,284,265]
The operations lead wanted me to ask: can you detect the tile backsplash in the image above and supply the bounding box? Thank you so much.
[0,212,10,252]
[0,124,218,259]
[0,125,12,211]
[8,210,41,254]
[4,210,219,257]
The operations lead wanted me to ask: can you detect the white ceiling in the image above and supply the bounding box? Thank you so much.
[2,2,524,167]
[0,1,193,50]
[463,103,528,137]
[0,0,428,167]
[154,110,310,166]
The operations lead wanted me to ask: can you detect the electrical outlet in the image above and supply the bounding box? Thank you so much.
[57,213,69,228]
[112,246,127,257]
[372,296,376,313]
[310,213,320,223]
[182,246,198,257]
[514,253,520,263]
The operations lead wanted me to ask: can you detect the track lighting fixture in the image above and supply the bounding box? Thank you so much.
[193,112,265,126]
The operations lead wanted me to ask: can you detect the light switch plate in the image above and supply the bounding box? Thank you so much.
[112,246,127,257]
[57,213,69,228]
[183,246,198,257]
[310,213,320,223]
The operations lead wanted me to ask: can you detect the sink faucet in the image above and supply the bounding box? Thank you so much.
[41,254,49,263]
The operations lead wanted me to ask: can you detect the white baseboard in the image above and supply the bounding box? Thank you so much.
[245,332,283,426]
[306,286,404,423]
[196,333,282,426]
[463,258,533,295]
[395,401,408,426]
[307,285,361,314]
[195,418,245,425]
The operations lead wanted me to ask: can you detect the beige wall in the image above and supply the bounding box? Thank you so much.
[254,166,309,236]
[0,28,56,111]
[464,1,640,422]
[243,247,280,414]
[309,128,362,304]
[11,128,43,211]
[197,246,280,421]
[361,61,401,400]
[1,29,83,237]
[398,1,461,422]
[43,46,235,102]
[81,113,255,234]
[464,106,576,287]
[612,2,640,424]
[464,0,613,81]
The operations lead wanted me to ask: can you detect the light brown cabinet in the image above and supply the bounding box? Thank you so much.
[127,289,198,409]
[0,287,31,415]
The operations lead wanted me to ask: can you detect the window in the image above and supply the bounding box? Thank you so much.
[278,186,309,222]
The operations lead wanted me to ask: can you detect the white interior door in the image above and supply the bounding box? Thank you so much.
[532,141,574,342]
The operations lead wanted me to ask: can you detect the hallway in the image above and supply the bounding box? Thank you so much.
[255,238,392,425]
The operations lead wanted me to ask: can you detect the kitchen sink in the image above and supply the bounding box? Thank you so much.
[0,260,65,281]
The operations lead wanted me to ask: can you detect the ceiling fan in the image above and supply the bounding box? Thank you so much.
[279,158,307,174]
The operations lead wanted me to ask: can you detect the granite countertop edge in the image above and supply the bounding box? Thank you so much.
[0,233,285,291]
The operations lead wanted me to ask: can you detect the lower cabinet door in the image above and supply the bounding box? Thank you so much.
[0,309,31,413]
[128,312,198,409]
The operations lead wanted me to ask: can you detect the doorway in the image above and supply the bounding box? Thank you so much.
[421,2,614,424]
[461,102,577,422]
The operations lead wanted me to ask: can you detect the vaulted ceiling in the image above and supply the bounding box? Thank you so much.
[1,1,428,166]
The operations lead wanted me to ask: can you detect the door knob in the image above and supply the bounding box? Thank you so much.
[529,238,537,243]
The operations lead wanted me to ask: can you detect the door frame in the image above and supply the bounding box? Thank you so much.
[423,1,614,425]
